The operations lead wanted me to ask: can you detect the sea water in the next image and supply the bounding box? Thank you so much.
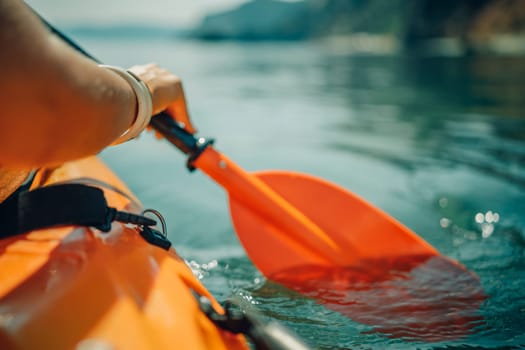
[75,34,525,349]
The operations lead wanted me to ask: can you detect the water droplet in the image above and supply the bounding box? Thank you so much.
[481,223,494,238]
[475,213,485,224]
[440,217,451,228]
[485,211,495,223]
[203,259,218,270]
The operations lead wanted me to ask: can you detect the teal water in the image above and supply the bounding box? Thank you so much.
[79,35,525,349]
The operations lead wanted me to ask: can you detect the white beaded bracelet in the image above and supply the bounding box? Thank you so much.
[99,65,153,145]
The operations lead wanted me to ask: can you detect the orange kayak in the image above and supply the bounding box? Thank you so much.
[0,156,248,350]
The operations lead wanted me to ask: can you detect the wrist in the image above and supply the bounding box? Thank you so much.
[99,65,153,144]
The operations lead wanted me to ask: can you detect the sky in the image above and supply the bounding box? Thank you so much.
[26,0,249,28]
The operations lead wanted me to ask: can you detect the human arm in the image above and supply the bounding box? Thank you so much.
[0,0,187,169]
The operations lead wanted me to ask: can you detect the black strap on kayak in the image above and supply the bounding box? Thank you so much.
[0,184,170,249]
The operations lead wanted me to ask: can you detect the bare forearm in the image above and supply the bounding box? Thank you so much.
[0,0,136,168]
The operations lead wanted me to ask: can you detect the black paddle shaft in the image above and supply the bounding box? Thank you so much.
[149,114,215,171]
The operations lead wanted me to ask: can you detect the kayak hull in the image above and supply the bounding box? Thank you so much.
[0,157,248,350]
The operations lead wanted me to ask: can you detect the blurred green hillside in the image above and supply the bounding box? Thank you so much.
[193,0,525,55]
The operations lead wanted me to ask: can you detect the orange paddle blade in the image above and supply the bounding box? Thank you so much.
[238,171,440,274]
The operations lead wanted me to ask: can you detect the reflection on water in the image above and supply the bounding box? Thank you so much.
[92,37,525,349]
[268,255,485,342]
[321,55,525,188]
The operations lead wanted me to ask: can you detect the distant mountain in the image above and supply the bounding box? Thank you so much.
[190,0,410,41]
[192,0,310,41]
[192,0,525,54]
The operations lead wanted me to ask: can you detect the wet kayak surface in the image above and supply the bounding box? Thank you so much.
[74,34,525,349]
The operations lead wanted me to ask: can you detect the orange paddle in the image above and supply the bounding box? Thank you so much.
[151,114,438,271]
[151,114,485,341]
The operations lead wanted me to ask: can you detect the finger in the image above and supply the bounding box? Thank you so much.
[166,95,196,134]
